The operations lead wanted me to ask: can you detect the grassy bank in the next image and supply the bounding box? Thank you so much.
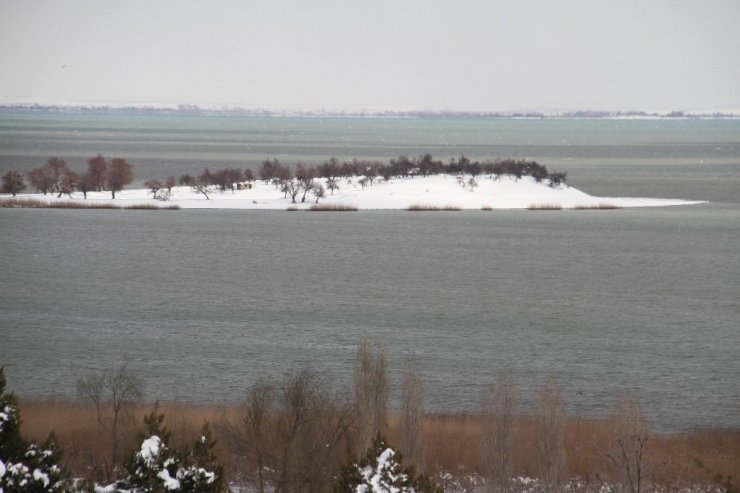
[18,399,739,488]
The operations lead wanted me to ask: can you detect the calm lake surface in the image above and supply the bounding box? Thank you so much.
[1,112,739,432]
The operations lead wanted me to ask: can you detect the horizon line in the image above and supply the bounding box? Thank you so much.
[1,101,739,118]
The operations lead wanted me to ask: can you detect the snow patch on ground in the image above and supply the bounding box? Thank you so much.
[3,175,705,210]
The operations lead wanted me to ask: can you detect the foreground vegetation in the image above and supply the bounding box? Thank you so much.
[16,400,739,492]
[3,341,739,492]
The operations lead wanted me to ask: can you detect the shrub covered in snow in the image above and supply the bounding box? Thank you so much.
[332,435,442,493]
[0,367,71,492]
[103,405,223,493]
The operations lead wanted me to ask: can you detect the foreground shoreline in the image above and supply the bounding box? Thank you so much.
[19,398,740,489]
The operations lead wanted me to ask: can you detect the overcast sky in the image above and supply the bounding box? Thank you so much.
[1,0,739,112]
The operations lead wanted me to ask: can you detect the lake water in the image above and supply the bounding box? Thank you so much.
[1,112,739,433]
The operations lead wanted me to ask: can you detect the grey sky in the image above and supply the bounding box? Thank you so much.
[1,0,739,111]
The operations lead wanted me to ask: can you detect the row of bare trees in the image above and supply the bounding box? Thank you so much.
[177,167,256,200]
[2,154,567,200]
[1,156,134,199]
[482,372,650,493]
[258,155,567,187]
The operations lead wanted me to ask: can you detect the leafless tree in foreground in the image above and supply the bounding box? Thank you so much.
[481,370,517,493]
[535,375,566,493]
[353,339,388,454]
[76,362,144,481]
[221,369,354,493]
[604,396,650,493]
[401,356,425,472]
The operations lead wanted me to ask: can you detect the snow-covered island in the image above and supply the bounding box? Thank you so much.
[2,174,704,210]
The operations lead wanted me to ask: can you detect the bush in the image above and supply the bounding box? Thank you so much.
[0,367,71,492]
[108,405,223,493]
[332,434,442,493]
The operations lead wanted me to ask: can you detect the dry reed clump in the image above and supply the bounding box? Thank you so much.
[573,203,621,210]
[125,203,180,210]
[308,203,358,211]
[0,198,179,210]
[407,204,462,211]
[527,203,563,210]
[17,400,740,489]
[0,198,117,209]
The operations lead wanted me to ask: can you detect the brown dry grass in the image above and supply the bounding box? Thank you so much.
[308,203,359,211]
[573,203,622,210]
[0,198,178,210]
[18,400,739,487]
[0,198,117,209]
[124,203,180,210]
[527,203,563,210]
[407,204,462,211]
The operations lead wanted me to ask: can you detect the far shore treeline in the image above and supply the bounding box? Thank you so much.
[0,154,567,200]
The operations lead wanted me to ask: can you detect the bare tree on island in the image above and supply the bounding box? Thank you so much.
[192,168,215,200]
[87,154,109,191]
[27,157,76,196]
[326,177,340,195]
[353,339,388,454]
[77,171,97,199]
[311,183,326,203]
[1,170,27,196]
[144,179,163,199]
[107,158,134,198]
[481,370,517,493]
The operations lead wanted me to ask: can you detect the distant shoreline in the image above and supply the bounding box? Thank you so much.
[2,104,739,119]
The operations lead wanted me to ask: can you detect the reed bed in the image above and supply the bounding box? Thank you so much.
[573,203,622,210]
[124,203,180,210]
[1,198,117,209]
[527,203,563,210]
[18,399,740,487]
[308,203,358,211]
[407,204,463,211]
[0,198,179,210]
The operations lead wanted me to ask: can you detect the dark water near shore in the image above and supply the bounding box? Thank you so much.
[1,112,739,432]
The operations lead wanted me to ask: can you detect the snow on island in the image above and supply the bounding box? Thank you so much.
[3,175,704,210]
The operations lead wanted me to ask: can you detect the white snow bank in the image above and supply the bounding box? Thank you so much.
[2,175,705,210]
[138,436,161,465]
[32,468,50,487]
[157,469,181,490]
